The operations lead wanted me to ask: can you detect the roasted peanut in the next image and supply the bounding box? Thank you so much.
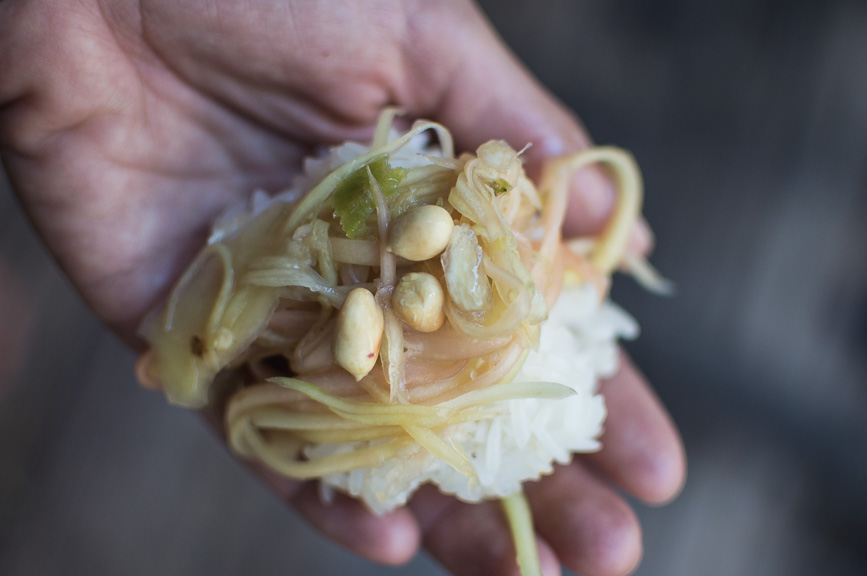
[393,272,446,332]
[387,205,454,261]
[333,288,384,381]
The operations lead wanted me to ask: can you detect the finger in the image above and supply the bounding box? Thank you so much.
[405,1,615,237]
[410,487,561,576]
[587,353,686,504]
[289,482,421,565]
[627,217,655,257]
[526,463,642,576]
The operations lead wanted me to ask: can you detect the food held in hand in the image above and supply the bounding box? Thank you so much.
[135,111,662,575]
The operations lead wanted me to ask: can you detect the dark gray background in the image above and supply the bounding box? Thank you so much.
[2,0,866,574]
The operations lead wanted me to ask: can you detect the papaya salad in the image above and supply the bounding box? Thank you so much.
[135,110,665,576]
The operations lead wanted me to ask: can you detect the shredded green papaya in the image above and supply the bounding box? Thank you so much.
[502,491,543,576]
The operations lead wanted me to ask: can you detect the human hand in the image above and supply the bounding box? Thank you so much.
[0,1,685,574]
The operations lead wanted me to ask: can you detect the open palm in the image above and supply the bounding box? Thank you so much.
[0,1,685,574]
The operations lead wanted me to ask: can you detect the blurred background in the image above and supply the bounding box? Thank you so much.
[1,0,865,574]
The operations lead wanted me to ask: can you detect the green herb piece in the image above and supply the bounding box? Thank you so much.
[333,158,406,238]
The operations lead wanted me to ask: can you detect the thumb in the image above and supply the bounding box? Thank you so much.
[402,1,615,237]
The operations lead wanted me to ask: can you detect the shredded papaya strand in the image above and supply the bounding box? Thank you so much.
[226,408,358,456]
[419,342,529,405]
[226,381,351,430]
[218,285,261,330]
[242,268,347,307]
[204,244,235,341]
[226,384,294,424]
[537,159,571,263]
[292,427,404,444]
[245,407,369,431]
[369,166,395,287]
[438,380,575,411]
[262,403,501,431]
[324,408,454,428]
[329,405,504,428]
[502,490,543,576]
[402,358,467,391]
[287,317,337,375]
[620,251,675,295]
[271,378,455,419]
[404,425,478,485]
[391,167,457,215]
[499,182,526,226]
[163,242,233,334]
[542,147,642,275]
[403,329,512,361]
[401,340,535,406]
[354,372,392,405]
[255,308,321,346]
[398,163,456,187]
[522,233,564,309]
[372,106,402,148]
[285,306,333,368]
[311,218,338,287]
[330,237,382,266]
[442,297,524,342]
[482,256,533,332]
[242,424,408,479]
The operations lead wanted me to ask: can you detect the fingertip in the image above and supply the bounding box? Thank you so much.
[637,437,688,507]
[619,403,687,508]
[537,537,563,576]
[378,509,423,565]
[589,503,644,576]
[590,355,687,506]
[494,535,561,576]
[528,465,643,576]
[562,161,656,254]
[563,165,617,237]
[628,216,655,257]
[567,494,642,576]
[415,497,557,576]
[290,484,421,565]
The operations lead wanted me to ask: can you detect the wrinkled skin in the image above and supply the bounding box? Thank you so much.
[0,1,685,575]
